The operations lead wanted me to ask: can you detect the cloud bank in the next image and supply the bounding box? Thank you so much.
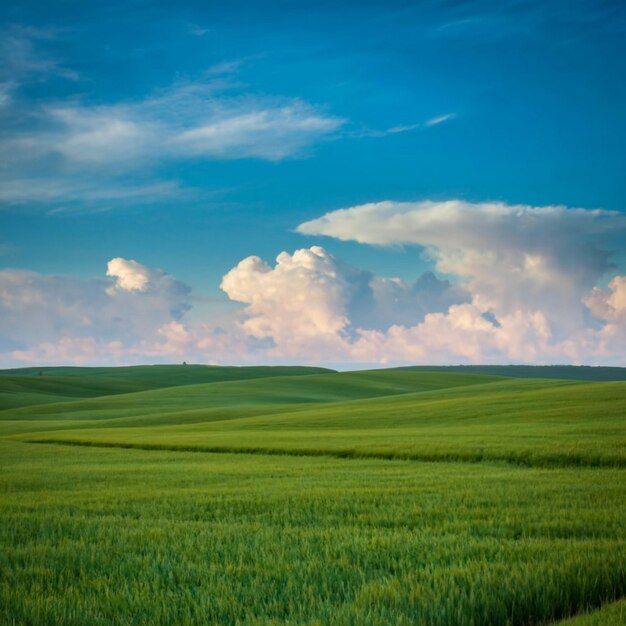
[1,200,625,367]
[219,246,466,360]
[298,200,625,335]
[0,258,191,363]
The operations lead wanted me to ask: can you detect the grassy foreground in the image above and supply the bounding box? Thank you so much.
[1,365,625,625]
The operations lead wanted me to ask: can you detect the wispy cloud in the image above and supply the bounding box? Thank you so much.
[0,25,79,83]
[348,113,456,138]
[188,24,210,37]
[385,123,423,134]
[204,59,244,76]
[4,88,344,167]
[0,243,14,257]
[0,179,186,214]
[174,104,343,160]
[0,24,451,211]
[0,26,346,210]
[0,82,14,107]
[0,72,344,208]
[425,113,456,126]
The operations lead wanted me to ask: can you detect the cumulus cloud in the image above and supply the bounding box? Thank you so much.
[217,241,625,365]
[585,276,626,324]
[0,259,191,362]
[220,246,465,360]
[584,276,626,360]
[221,247,352,351]
[291,201,626,364]
[297,200,626,338]
[107,257,157,292]
[1,237,625,367]
[351,306,579,365]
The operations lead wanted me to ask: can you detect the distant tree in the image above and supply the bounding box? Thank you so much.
[38,371,43,376]
[182,361,187,366]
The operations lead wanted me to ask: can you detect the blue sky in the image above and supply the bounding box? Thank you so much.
[1,0,625,366]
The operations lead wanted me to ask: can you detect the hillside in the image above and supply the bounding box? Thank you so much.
[1,365,625,626]
[2,366,625,468]
[0,364,334,410]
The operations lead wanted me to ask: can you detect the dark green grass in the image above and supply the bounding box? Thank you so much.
[0,370,504,440]
[392,364,626,381]
[1,442,625,626]
[0,365,334,410]
[0,364,334,381]
[552,599,626,625]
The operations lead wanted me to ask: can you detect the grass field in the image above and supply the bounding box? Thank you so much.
[1,365,625,625]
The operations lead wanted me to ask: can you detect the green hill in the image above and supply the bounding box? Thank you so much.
[392,364,626,381]
[0,370,502,432]
[19,377,625,468]
[0,364,334,410]
[1,365,625,626]
[2,366,624,468]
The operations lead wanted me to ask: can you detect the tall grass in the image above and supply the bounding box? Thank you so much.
[1,442,625,626]
[7,377,624,469]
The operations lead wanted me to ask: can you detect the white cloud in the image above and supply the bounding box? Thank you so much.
[351,305,581,365]
[425,113,456,126]
[297,200,626,339]
[289,201,626,364]
[10,336,103,365]
[35,97,340,168]
[48,107,154,166]
[0,28,344,210]
[1,238,625,367]
[0,80,343,207]
[0,25,79,84]
[385,123,422,134]
[220,247,356,359]
[584,276,626,361]
[216,243,626,365]
[0,259,191,359]
[585,276,626,324]
[174,104,343,160]
[0,82,14,108]
[0,179,181,206]
[107,258,156,292]
[348,113,457,138]
[220,246,471,361]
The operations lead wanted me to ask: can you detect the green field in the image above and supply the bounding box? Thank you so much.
[1,364,625,625]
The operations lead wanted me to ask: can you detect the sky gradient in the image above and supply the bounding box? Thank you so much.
[1,0,625,367]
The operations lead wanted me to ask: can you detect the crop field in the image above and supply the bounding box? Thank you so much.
[1,365,625,625]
